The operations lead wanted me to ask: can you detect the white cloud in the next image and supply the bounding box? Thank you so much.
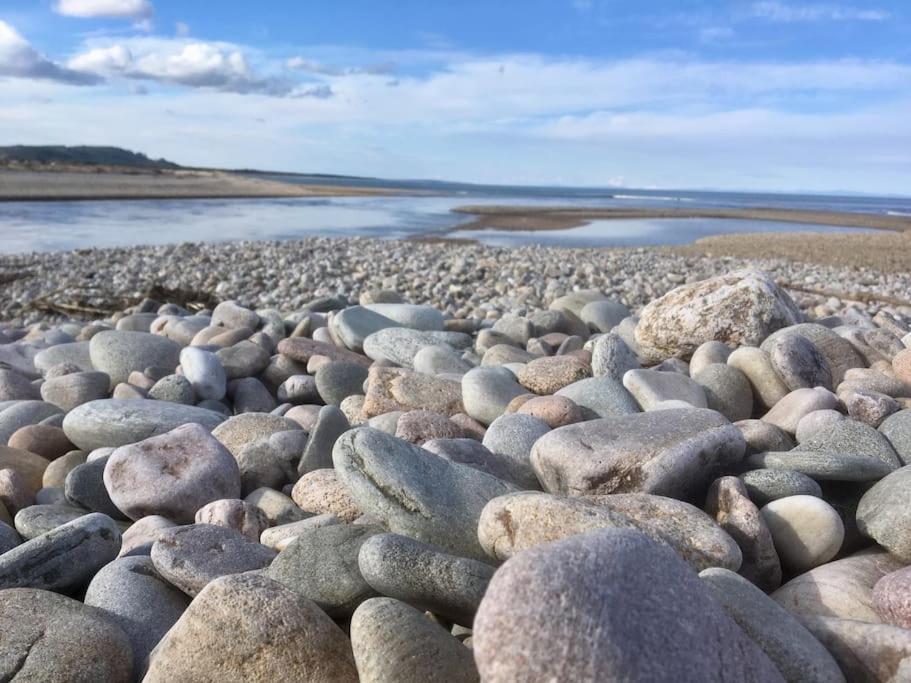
[68,44,133,72]
[286,56,396,76]
[750,2,889,22]
[175,22,190,37]
[55,0,153,19]
[0,20,100,85]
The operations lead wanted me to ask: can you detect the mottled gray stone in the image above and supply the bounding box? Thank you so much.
[740,468,823,506]
[623,368,708,410]
[363,328,471,367]
[461,366,527,426]
[89,330,181,388]
[694,363,753,422]
[555,376,640,419]
[745,450,896,481]
[857,466,911,562]
[40,371,110,412]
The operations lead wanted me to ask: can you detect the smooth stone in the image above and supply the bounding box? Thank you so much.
[700,567,845,683]
[634,269,802,363]
[363,366,464,417]
[84,555,191,676]
[0,445,49,493]
[0,512,121,591]
[472,528,784,681]
[278,335,372,368]
[772,549,904,622]
[761,323,865,385]
[150,523,276,597]
[394,410,463,444]
[694,363,753,422]
[517,355,591,395]
[119,515,177,557]
[358,533,494,626]
[260,514,341,549]
[767,333,834,391]
[422,437,539,489]
[413,344,473,376]
[333,427,518,561]
[363,328,471,368]
[33,340,94,375]
[267,523,382,617]
[480,413,550,490]
[41,449,86,489]
[740,468,823,506]
[690,341,733,376]
[13,503,87,539]
[89,330,181,388]
[63,399,225,451]
[736,419,796,454]
[215,340,271,379]
[801,418,901,468]
[481,344,536,366]
[245,487,309,525]
[350,597,479,683]
[195,498,269,541]
[104,423,241,523]
[549,289,607,316]
[761,495,845,573]
[796,409,846,443]
[531,408,745,501]
[554,375,640,419]
[857,466,911,561]
[331,306,401,352]
[235,436,296,494]
[144,572,358,682]
[706,476,782,591]
[515,394,584,427]
[0,400,63,444]
[178,346,226,401]
[8,424,72,460]
[623,368,708,410]
[0,520,20,553]
[210,411,299,457]
[580,299,630,333]
[461,367,527,426]
[276,374,319,404]
[799,615,911,683]
[873,565,911,628]
[315,361,369,405]
[148,374,195,404]
[211,300,260,329]
[0,368,41,401]
[844,388,900,427]
[0,467,32,514]
[479,491,741,571]
[40,370,110,412]
[297,405,349,474]
[65,455,125,519]
[746,450,895,481]
[728,346,791,410]
[762,387,842,434]
[0,588,132,682]
[363,303,445,331]
[879,410,911,465]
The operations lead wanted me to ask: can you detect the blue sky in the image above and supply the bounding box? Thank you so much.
[1,0,909,193]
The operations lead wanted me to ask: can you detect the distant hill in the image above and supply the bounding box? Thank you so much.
[0,145,180,169]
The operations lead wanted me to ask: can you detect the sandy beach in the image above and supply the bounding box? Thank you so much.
[0,169,401,201]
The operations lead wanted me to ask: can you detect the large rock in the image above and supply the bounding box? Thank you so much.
[63,399,225,451]
[472,528,783,681]
[530,408,746,501]
[144,572,358,682]
[104,423,241,523]
[634,269,802,362]
[333,428,517,561]
[89,330,181,388]
[0,588,133,682]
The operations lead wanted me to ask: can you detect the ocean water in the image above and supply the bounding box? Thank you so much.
[0,176,906,254]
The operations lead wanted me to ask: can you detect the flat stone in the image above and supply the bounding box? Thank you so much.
[150,523,276,596]
[801,418,901,468]
[330,306,401,352]
[363,328,471,368]
[358,532,494,627]
[395,410,464,444]
[481,344,536,366]
[363,366,463,417]
[40,370,110,412]
[767,333,833,391]
[278,335,372,367]
[623,368,708,410]
[144,572,358,682]
[706,476,782,591]
[259,514,341,549]
[799,615,911,683]
[0,400,63,444]
[267,523,382,617]
[34,340,93,376]
[879,409,911,465]
[413,344,473,375]
[63,398,225,451]
[700,567,845,683]
[745,450,896,481]
[531,408,746,501]
[762,387,842,434]
[350,597,478,683]
[580,299,630,333]
[363,303,445,331]
[333,427,518,561]
[13,503,87,539]
[472,528,783,682]
[461,367,528,426]
[728,346,790,410]
[0,588,132,682]
[0,512,121,591]
[84,555,191,676]
[761,495,845,573]
[634,269,801,363]
[210,412,299,457]
[515,395,584,427]
[104,423,241,523]
[694,363,753,422]
[517,355,591,394]
[740,468,823,506]
[857,466,911,561]
[772,549,903,622]
[89,330,181,388]
[555,376,640,419]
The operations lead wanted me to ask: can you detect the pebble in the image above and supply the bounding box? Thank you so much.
[215,339,271,379]
[761,387,841,433]
[315,360,369,405]
[119,514,176,556]
[211,300,260,329]
[761,323,864,385]
[395,409,464,444]
[873,565,911,628]
[0,400,64,444]
[65,454,125,519]
[0,368,40,401]
[739,468,823,505]
[767,332,834,391]
[333,427,517,560]
[622,368,708,410]
[150,523,276,596]
[728,346,791,410]
[363,366,464,417]
[555,375,640,418]
[760,495,845,573]
[517,354,591,394]
[736,419,796,454]
[880,409,911,464]
[195,498,270,541]
[0,445,49,492]
[795,408,845,443]
[800,417,901,467]
[579,299,630,332]
[694,363,753,421]
[363,328,471,367]
[330,305,400,352]
[13,502,87,539]
[259,513,341,549]
[689,340,733,376]
[0,520,20,553]
[0,588,133,682]
[40,370,111,412]
[590,331,641,380]
[413,344,473,375]
[460,366,527,425]
[0,512,121,591]
[350,597,479,683]
[89,330,181,387]
[856,465,911,561]
[245,486,309,525]
[480,413,550,489]
[514,394,583,427]
[144,572,358,682]
[178,346,227,400]
[799,615,911,683]
[472,528,783,681]
[210,411,299,457]
[363,302,444,330]
[531,408,745,500]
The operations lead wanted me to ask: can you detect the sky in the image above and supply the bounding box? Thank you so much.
[0,1,909,194]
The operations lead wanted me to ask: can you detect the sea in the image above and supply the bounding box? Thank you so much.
[1,173,909,254]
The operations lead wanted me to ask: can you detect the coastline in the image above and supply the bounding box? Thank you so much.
[448,205,911,232]
[0,169,404,201]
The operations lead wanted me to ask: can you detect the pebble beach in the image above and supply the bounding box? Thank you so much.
[2,234,911,680]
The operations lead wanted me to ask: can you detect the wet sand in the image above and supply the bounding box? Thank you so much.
[0,169,401,201]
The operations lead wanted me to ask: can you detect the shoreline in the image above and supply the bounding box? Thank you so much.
[448,205,911,233]
[0,169,406,201]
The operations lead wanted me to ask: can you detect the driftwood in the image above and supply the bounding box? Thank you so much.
[26,283,220,318]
